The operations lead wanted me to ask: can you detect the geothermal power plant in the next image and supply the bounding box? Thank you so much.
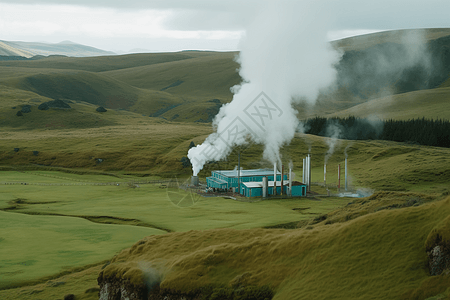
[190,151,351,198]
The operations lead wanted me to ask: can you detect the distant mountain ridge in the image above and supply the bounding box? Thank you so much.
[0,40,115,58]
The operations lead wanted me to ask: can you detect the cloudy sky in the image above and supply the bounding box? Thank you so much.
[1,0,449,53]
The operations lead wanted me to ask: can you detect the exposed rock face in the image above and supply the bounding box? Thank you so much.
[96,106,107,112]
[38,102,49,110]
[39,99,71,110]
[98,280,196,300]
[428,244,450,276]
[47,99,71,109]
[21,105,32,113]
[98,281,146,300]
[63,294,75,300]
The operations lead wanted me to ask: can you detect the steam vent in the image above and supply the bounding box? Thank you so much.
[191,175,199,186]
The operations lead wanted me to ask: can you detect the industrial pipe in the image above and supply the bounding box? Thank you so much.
[273,162,277,196]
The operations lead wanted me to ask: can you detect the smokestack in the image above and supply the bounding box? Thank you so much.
[338,164,341,190]
[262,176,268,198]
[307,154,312,192]
[345,158,348,191]
[289,165,292,197]
[324,164,326,186]
[273,162,277,196]
[305,155,309,192]
[191,176,199,186]
[302,158,306,184]
[238,151,241,195]
[281,165,284,196]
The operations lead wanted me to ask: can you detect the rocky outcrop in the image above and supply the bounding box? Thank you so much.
[38,99,71,110]
[38,102,49,110]
[425,215,450,276]
[427,244,450,276]
[98,280,147,300]
[96,106,107,112]
[21,105,32,113]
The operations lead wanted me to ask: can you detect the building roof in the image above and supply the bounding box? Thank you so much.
[243,180,307,188]
[243,182,263,188]
[213,168,280,178]
[207,177,228,186]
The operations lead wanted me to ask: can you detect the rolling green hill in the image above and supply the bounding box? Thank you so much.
[102,51,240,100]
[0,51,214,73]
[331,28,450,51]
[2,70,142,109]
[325,86,450,120]
[0,28,449,131]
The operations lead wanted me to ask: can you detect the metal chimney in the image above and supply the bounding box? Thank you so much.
[307,154,312,192]
[302,158,306,184]
[238,151,241,194]
[305,155,309,192]
[289,165,292,197]
[262,176,268,198]
[273,162,277,196]
[191,176,199,186]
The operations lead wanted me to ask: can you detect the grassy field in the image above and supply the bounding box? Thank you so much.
[0,170,351,292]
[0,211,165,289]
[1,131,449,299]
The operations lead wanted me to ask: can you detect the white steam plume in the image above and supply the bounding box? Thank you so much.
[324,122,342,164]
[188,1,340,176]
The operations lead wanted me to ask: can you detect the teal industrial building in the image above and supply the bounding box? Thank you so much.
[206,169,307,197]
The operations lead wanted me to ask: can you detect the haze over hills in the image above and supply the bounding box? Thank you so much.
[1,28,450,130]
[0,40,115,58]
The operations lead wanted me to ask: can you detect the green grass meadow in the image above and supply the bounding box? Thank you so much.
[0,170,352,292]
[0,211,164,289]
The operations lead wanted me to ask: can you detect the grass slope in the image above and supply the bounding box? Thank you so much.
[0,265,102,300]
[102,52,240,100]
[0,211,165,289]
[1,70,143,109]
[98,195,450,300]
[1,122,449,193]
[0,52,238,123]
[324,87,450,120]
[332,28,450,52]
[0,52,211,73]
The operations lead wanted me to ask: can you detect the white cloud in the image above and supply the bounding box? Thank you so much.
[0,3,243,51]
[1,0,450,52]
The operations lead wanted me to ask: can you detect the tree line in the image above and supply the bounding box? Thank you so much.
[303,116,450,148]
